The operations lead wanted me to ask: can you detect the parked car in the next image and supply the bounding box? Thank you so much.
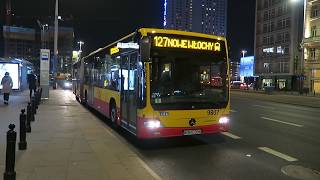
[239,83,249,90]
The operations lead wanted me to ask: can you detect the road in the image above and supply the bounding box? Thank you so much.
[125,93,320,180]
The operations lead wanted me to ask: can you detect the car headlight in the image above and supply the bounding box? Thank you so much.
[64,82,72,87]
[219,116,229,124]
[144,120,161,129]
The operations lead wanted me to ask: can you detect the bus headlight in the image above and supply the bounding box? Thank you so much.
[219,116,229,124]
[144,120,161,129]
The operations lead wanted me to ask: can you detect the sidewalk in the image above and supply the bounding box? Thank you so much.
[231,90,320,108]
[0,90,160,180]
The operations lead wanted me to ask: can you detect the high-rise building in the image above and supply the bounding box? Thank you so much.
[302,0,320,94]
[164,0,227,36]
[254,0,304,90]
[230,61,240,81]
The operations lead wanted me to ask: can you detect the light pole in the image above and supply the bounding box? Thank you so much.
[78,41,84,61]
[42,24,48,49]
[53,0,59,74]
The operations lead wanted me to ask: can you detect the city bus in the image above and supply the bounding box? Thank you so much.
[72,28,230,139]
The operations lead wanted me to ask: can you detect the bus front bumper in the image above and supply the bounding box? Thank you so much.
[137,123,229,139]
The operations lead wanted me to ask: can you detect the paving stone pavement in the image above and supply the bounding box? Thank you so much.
[0,89,161,180]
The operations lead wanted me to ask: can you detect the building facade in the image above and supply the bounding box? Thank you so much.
[3,26,36,59]
[230,61,240,81]
[302,0,320,94]
[254,0,304,90]
[164,0,227,36]
[42,26,74,74]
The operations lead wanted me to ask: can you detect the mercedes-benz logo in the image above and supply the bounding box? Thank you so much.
[189,118,196,126]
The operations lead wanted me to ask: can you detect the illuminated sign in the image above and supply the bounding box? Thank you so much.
[116,42,139,49]
[110,47,120,55]
[153,36,221,52]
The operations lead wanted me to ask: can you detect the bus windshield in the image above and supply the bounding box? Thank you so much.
[151,49,228,110]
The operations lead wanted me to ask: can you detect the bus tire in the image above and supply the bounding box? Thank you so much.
[110,102,119,128]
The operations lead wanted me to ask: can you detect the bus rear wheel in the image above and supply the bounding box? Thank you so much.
[110,103,119,128]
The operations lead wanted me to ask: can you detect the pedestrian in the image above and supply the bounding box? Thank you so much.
[27,71,37,99]
[1,72,13,105]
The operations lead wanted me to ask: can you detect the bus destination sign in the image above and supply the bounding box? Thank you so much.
[153,36,221,52]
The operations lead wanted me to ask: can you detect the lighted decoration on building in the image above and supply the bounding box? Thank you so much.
[153,36,221,52]
[163,0,167,27]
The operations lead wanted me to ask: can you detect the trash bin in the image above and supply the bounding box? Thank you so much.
[264,86,274,95]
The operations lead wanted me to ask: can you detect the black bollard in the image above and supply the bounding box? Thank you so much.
[31,97,36,115]
[39,88,42,102]
[26,103,32,132]
[18,109,27,150]
[3,124,16,180]
[35,92,39,110]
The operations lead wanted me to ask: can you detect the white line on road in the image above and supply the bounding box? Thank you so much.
[261,116,303,128]
[258,147,298,162]
[253,104,275,110]
[230,109,237,113]
[221,132,242,139]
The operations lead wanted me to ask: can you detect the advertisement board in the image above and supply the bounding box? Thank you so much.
[0,63,20,90]
[240,56,254,77]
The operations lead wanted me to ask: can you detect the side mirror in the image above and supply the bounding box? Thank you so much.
[140,37,151,62]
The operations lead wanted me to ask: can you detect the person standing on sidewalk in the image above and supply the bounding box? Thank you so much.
[27,71,37,99]
[1,72,13,105]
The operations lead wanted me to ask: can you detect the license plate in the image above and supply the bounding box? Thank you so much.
[183,129,202,136]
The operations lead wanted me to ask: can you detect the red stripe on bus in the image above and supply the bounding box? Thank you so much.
[137,117,229,139]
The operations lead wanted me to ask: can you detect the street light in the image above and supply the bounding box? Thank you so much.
[241,50,247,58]
[78,41,84,52]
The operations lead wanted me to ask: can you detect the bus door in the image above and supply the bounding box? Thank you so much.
[120,53,138,129]
[127,53,138,128]
[120,55,129,124]
[88,63,95,106]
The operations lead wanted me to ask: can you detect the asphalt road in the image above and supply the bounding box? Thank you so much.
[128,93,320,180]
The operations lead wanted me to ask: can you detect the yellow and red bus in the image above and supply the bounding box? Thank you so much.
[73,28,230,139]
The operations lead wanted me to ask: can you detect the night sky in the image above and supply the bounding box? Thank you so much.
[0,0,255,61]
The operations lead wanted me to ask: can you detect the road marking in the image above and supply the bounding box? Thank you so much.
[136,157,163,180]
[258,147,298,162]
[253,104,275,110]
[230,109,237,113]
[261,117,303,127]
[221,132,241,139]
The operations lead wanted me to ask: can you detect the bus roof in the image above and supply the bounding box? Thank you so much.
[82,28,227,60]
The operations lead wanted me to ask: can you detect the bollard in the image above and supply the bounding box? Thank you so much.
[39,88,42,102]
[3,124,16,180]
[35,91,39,110]
[26,103,32,132]
[18,109,27,150]
[31,97,36,115]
